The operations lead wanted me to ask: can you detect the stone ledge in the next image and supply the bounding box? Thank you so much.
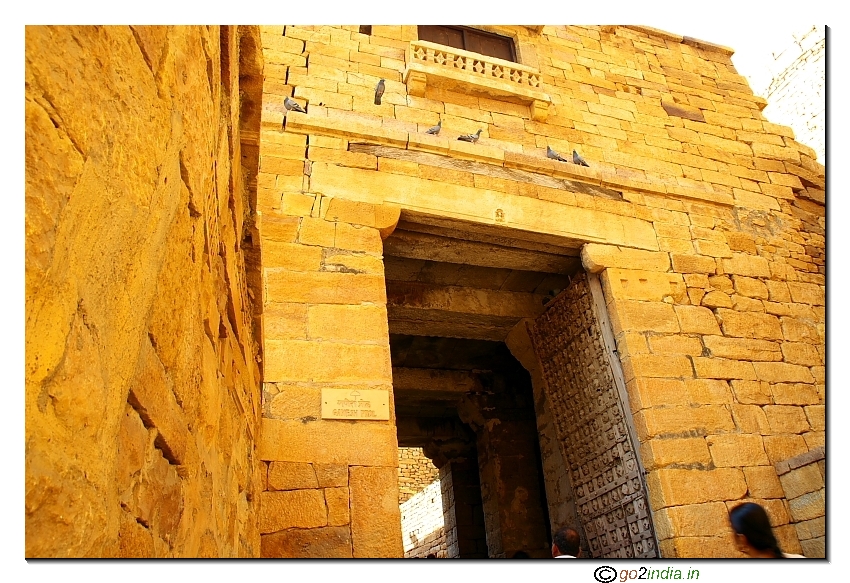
[283,111,736,209]
[774,446,825,476]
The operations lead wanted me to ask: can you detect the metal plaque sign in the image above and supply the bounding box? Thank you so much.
[321,389,390,420]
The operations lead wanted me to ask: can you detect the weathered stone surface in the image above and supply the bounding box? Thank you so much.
[674,305,722,335]
[753,362,815,384]
[716,309,782,340]
[259,418,399,466]
[636,406,735,440]
[316,464,349,487]
[763,406,810,434]
[602,268,687,302]
[706,434,769,466]
[730,380,773,405]
[26,25,265,558]
[770,383,820,405]
[670,253,717,274]
[742,466,785,499]
[261,526,353,558]
[779,464,824,499]
[763,435,808,464]
[326,487,351,526]
[259,490,328,533]
[648,468,747,509]
[268,462,319,490]
[703,336,782,361]
[582,244,670,273]
[609,299,680,334]
[655,502,730,539]
[349,466,404,557]
[788,490,825,522]
[641,437,712,470]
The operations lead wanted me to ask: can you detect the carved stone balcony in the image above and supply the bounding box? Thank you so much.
[404,40,551,121]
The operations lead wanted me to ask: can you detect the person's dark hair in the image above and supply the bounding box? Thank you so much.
[553,527,581,556]
[729,502,784,558]
[512,550,531,558]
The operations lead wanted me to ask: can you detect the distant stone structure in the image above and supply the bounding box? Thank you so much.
[758,26,825,163]
[398,447,441,503]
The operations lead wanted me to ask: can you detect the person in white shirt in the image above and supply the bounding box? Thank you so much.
[552,527,582,558]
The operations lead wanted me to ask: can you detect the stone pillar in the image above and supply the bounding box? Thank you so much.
[440,459,488,558]
[256,167,404,556]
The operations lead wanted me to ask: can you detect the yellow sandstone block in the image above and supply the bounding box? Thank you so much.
[635,405,734,440]
[265,270,387,305]
[702,336,782,361]
[264,339,391,383]
[673,305,721,335]
[307,304,389,344]
[647,468,747,510]
[729,380,773,405]
[743,466,785,499]
[641,437,712,471]
[706,434,768,466]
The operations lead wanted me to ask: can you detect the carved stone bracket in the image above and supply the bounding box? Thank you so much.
[404,40,551,121]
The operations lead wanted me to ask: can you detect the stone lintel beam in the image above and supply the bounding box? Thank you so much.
[386,280,546,341]
[385,229,576,274]
[392,367,483,394]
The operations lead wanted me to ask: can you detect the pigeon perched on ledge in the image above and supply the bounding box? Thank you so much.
[457,129,483,143]
[284,96,307,114]
[547,145,569,162]
[374,79,385,105]
[572,150,590,167]
[425,120,442,135]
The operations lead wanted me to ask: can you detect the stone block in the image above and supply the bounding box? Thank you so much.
[659,536,739,559]
[731,404,771,434]
[731,294,765,313]
[307,304,389,344]
[674,305,721,335]
[742,466,784,499]
[268,462,319,491]
[640,437,712,470]
[693,357,757,380]
[770,383,820,405]
[263,303,308,341]
[602,268,687,302]
[786,282,824,306]
[326,487,351,526]
[780,343,822,366]
[730,380,773,405]
[298,217,336,247]
[647,334,703,356]
[794,516,825,541]
[636,406,734,440]
[609,299,680,334]
[670,253,717,274]
[721,254,771,278]
[350,466,404,557]
[316,463,349,487]
[259,418,398,466]
[779,464,824,500]
[701,290,733,308]
[763,406,810,434]
[621,354,693,380]
[804,405,825,431]
[262,215,301,243]
[800,536,825,558]
[647,468,747,509]
[762,435,808,464]
[265,269,387,305]
[264,340,391,383]
[732,276,769,299]
[267,385,321,419]
[706,434,768,466]
[334,222,383,254]
[780,317,820,343]
[655,502,730,539]
[774,523,804,555]
[259,489,328,533]
[261,526,352,558]
[716,309,782,340]
[788,490,825,522]
[703,336,781,361]
[262,241,324,271]
[753,362,814,384]
[582,244,670,273]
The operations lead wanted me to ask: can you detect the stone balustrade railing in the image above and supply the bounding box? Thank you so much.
[404,40,551,121]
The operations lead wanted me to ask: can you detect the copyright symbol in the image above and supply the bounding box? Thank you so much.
[594,566,617,583]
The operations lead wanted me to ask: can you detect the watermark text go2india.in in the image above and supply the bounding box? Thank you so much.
[594,566,700,583]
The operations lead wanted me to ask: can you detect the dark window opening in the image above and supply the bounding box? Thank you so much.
[417,26,516,63]
[359,25,372,36]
